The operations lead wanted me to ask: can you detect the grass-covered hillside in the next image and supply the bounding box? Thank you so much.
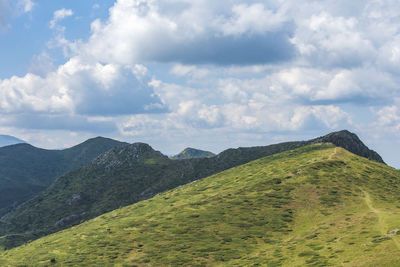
[0,141,306,249]
[1,143,400,266]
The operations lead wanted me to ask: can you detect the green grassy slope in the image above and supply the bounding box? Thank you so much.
[0,130,385,250]
[0,137,127,217]
[0,141,306,249]
[1,143,399,266]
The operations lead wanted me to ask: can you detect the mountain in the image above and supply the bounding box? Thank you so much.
[0,137,128,217]
[0,135,25,147]
[0,130,385,249]
[0,143,399,266]
[309,130,384,163]
[171,147,215,160]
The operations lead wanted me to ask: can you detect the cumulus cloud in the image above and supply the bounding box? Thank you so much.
[170,64,210,81]
[137,78,352,136]
[82,0,296,65]
[4,0,400,167]
[373,103,400,134]
[217,3,287,36]
[0,57,165,117]
[292,12,376,68]
[50,8,73,29]
[267,67,397,104]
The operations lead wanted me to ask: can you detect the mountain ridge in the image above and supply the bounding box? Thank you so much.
[0,130,385,249]
[0,137,128,217]
[1,143,399,266]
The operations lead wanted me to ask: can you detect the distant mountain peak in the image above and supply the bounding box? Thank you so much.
[84,136,119,142]
[171,147,216,160]
[69,136,128,148]
[309,130,385,164]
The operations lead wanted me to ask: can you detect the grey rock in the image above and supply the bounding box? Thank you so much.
[309,130,385,164]
[66,194,83,205]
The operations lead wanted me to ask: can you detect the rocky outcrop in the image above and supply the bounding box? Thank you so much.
[66,194,83,205]
[308,130,385,164]
[171,148,216,160]
[92,143,167,170]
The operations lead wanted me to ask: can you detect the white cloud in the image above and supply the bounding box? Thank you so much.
[217,3,287,36]
[264,67,397,103]
[0,73,72,113]
[50,8,73,29]
[373,104,400,133]
[170,64,210,81]
[141,77,353,135]
[292,11,376,68]
[4,0,400,166]
[132,64,148,79]
[0,57,164,116]
[81,0,295,65]
[18,0,34,13]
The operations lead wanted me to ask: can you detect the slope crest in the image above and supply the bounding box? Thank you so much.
[309,130,384,163]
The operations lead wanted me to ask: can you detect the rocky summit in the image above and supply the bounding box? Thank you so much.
[309,130,385,164]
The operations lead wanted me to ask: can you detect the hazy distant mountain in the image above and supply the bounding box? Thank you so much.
[0,137,128,217]
[0,130,385,249]
[0,135,25,147]
[171,147,215,160]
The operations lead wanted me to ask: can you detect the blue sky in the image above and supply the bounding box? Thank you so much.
[1,0,400,168]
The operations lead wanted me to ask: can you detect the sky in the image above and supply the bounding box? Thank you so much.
[0,0,400,167]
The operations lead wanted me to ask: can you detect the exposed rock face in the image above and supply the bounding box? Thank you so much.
[92,143,166,170]
[309,130,385,164]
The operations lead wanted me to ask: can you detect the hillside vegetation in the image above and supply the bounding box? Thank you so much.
[0,137,127,217]
[1,143,399,266]
[0,130,384,249]
[0,141,306,249]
